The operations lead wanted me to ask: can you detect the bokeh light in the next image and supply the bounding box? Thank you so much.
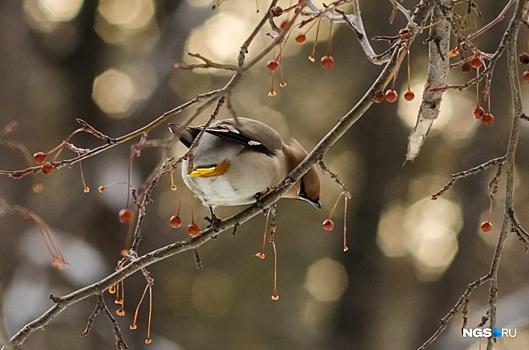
[305,258,348,302]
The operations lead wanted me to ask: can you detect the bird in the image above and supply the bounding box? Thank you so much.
[169,118,320,223]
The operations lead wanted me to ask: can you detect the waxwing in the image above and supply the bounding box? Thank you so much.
[170,118,321,210]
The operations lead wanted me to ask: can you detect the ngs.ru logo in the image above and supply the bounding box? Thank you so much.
[462,328,517,338]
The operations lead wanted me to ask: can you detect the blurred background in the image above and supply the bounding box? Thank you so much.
[1,0,529,349]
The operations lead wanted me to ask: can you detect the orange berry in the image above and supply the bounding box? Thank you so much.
[373,91,385,104]
[187,223,201,237]
[320,55,335,69]
[322,219,334,231]
[33,152,46,164]
[130,324,137,330]
[170,215,182,228]
[473,106,484,119]
[266,59,279,71]
[481,221,492,232]
[523,71,529,83]
[470,55,482,68]
[295,33,306,44]
[255,252,265,259]
[41,162,54,174]
[482,113,494,126]
[403,90,415,101]
[118,208,133,224]
[385,89,398,103]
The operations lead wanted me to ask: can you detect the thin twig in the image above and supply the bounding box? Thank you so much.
[431,156,506,200]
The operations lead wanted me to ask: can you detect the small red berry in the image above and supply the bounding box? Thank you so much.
[523,70,529,83]
[320,55,335,70]
[461,61,471,72]
[470,55,482,68]
[519,52,529,64]
[373,91,385,104]
[295,33,306,44]
[266,59,279,71]
[118,208,133,224]
[481,221,492,232]
[187,223,201,237]
[473,106,484,119]
[279,19,289,30]
[385,89,398,103]
[482,113,494,126]
[322,219,334,231]
[403,90,415,101]
[33,152,46,164]
[170,215,182,228]
[41,162,54,174]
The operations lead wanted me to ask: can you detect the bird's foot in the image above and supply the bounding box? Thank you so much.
[205,207,221,233]
[255,187,274,211]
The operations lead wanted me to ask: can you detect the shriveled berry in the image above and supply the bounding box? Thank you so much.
[470,55,482,68]
[385,89,398,103]
[33,152,46,164]
[170,215,182,228]
[482,113,494,126]
[270,5,283,17]
[266,59,279,71]
[295,33,306,44]
[322,219,334,231]
[116,309,125,316]
[255,252,265,259]
[373,91,385,104]
[187,223,201,237]
[118,208,133,224]
[523,70,529,83]
[398,28,409,41]
[473,106,484,119]
[403,90,415,101]
[448,49,459,57]
[481,221,492,232]
[41,162,54,174]
[461,61,471,73]
[320,55,335,69]
[519,52,529,64]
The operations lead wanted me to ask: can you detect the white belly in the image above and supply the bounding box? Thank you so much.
[182,152,287,207]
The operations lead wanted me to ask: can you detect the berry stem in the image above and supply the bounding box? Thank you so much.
[79,161,89,193]
[309,16,322,62]
[131,282,149,330]
[326,10,334,57]
[328,191,344,219]
[343,195,349,252]
[270,232,279,301]
[257,208,271,259]
[407,49,411,91]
